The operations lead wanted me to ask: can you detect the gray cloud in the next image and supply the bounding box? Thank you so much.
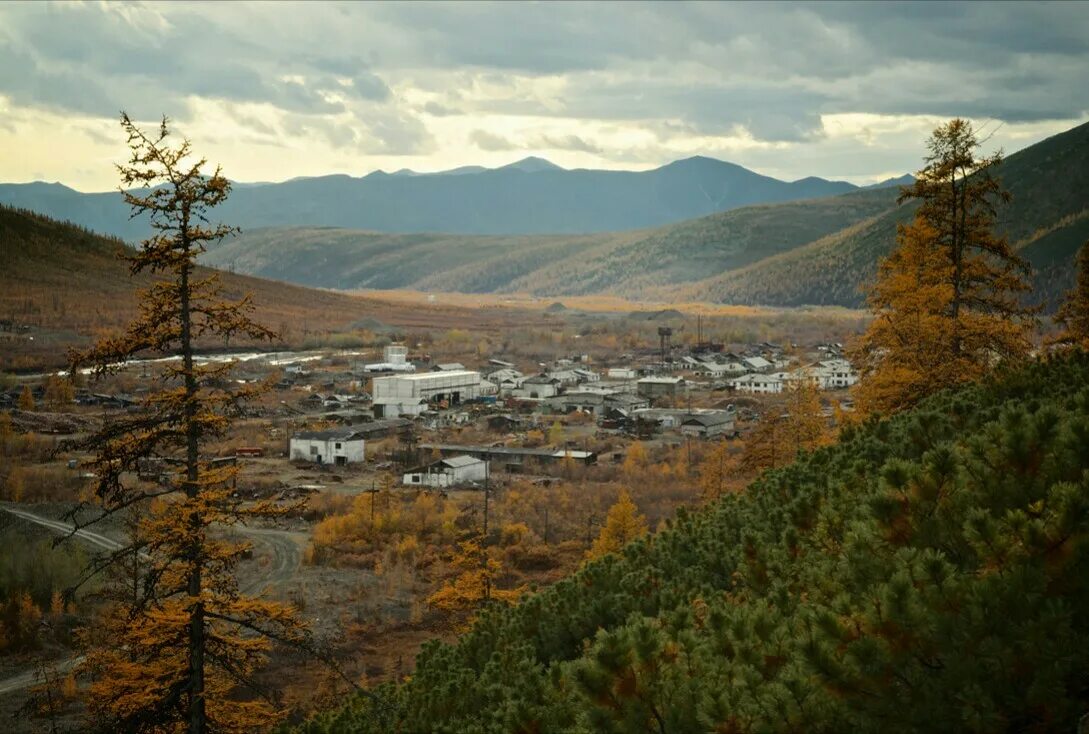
[0,1,1087,176]
[470,130,514,152]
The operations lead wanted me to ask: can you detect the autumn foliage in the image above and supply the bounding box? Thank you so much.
[68,115,309,733]
[852,118,1036,415]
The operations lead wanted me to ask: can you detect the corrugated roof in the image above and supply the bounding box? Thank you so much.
[441,455,484,468]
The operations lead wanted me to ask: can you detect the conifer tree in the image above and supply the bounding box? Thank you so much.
[18,384,35,411]
[852,118,1036,414]
[741,382,826,474]
[586,489,647,560]
[66,114,310,733]
[698,441,739,501]
[1052,239,1089,350]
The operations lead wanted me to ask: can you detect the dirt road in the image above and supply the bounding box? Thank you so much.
[0,505,305,697]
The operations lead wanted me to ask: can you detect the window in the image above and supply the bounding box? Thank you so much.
[309,446,317,455]
[335,442,342,449]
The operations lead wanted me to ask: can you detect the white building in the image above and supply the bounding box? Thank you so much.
[818,359,859,389]
[289,429,365,465]
[729,373,783,394]
[372,370,483,417]
[607,367,638,380]
[403,455,488,488]
[363,344,415,373]
[742,356,773,372]
[513,375,562,399]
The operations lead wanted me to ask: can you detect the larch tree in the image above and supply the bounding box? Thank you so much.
[698,441,740,501]
[1051,239,1089,350]
[18,384,35,411]
[586,489,648,560]
[66,114,312,734]
[852,118,1036,415]
[741,382,827,475]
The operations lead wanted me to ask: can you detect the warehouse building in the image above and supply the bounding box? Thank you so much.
[372,370,483,417]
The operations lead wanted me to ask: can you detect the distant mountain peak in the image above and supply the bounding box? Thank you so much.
[499,156,563,173]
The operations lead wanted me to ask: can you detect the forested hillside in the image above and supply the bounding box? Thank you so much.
[201,186,901,294]
[300,354,1089,733]
[681,118,1089,308]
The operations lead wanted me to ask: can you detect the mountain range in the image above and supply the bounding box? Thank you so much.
[3,121,1087,310]
[192,120,1089,310]
[0,155,871,240]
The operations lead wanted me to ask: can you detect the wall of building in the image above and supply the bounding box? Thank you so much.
[289,437,365,464]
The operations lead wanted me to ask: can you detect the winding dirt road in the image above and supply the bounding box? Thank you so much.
[0,504,305,697]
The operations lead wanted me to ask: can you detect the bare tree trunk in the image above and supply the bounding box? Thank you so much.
[179,220,206,734]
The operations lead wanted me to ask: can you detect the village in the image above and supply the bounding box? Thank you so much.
[0,312,861,727]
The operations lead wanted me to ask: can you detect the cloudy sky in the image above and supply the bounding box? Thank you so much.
[1,1,1087,191]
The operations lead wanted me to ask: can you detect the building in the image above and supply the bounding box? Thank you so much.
[742,356,773,372]
[817,359,859,388]
[371,370,483,417]
[607,367,638,380]
[362,344,415,373]
[434,362,466,372]
[418,443,597,471]
[402,455,488,488]
[546,391,649,417]
[729,373,783,394]
[513,374,562,399]
[289,429,365,465]
[680,411,736,439]
[637,376,686,400]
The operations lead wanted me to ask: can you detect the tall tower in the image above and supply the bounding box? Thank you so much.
[658,326,673,367]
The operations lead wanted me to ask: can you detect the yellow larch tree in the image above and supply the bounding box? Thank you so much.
[586,489,648,560]
[18,384,35,411]
[852,118,1036,415]
[1051,239,1089,350]
[427,539,519,616]
[698,441,741,501]
[66,114,314,734]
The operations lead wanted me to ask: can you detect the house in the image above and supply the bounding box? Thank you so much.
[513,374,562,399]
[547,369,582,386]
[607,367,638,380]
[402,455,488,488]
[742,356,773,372]
[371,370,483,416]
[637,376,686,400]
[572,368,600,383]
[289,429,365,465]
[817,359,859,388]
[729,373,783,394]
[434,362,466,372]
[680,411,736,439]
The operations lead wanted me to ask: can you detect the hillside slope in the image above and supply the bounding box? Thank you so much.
[0,156,859,239]
[0,206,550,371]
[301,355,1089,733]
[201,186,901,295]
[681,119,1089,307]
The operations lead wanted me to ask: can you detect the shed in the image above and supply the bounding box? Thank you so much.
[403,455,488,488]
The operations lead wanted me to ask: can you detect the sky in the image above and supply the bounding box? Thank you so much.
[1,1,1087,191]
